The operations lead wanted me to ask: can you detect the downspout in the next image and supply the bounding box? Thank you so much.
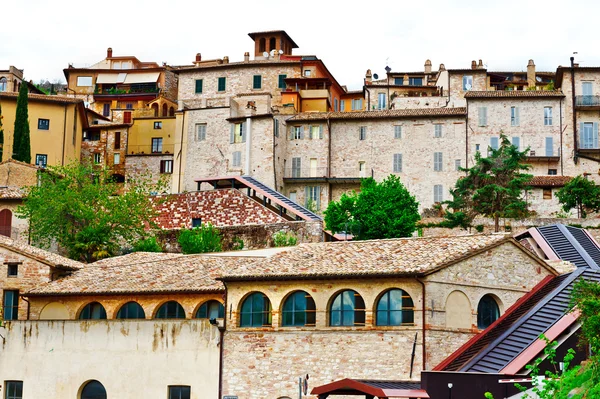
[245,117,252,175]
[62,104,68,165]
[327,116,332,202]
[177,110,186,192]
[571,57,578,164]
[218,282,228,399]
[416,277,427,372]
[560,97,564,175]
[465,101,469,169]
[272,118,277,191]
[22,296,30,320]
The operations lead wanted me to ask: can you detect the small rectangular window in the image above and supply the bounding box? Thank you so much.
[154,122,162,129]
[409,77,423,86]
[126,103,133,110]
[378,93,386,110]
[304,69,312,77]
[7,263,18,277]
[511,106,520,126]
[292,126,303,140]
[3,290,19,320]
[462,75,473,90]
[434,152,443,171]
[232,151,242,167]
[359,126,367,141]
[253,75,262,89]
[195,79,203,94]
[455,159,461,171]
[76,76,93,87]
[278,74,287,89]
[218,77,226,92]
[5,380,23,399]
[394,78,404,85]
[543,188,552,200]
[340,100,346,112]
[548,169,557,175]
[393,153,402,173]
[490,137,499,151]
[544,107,553,126]
[475,144,481,152]
[394,125,402,139]
[160,160,173,174]
[38,119,50,130]
[434,124,442,138]
[512,137,520,150]
[196,123,207,141]
[113,153,120,165]
[35,154,48,168]
[93,153,101,164]
[103,103,110,117]
[192,218,202,228]
[168,386,191,399]
[434,184,443,203]
[114,132,121,149]
[478,107,488,126]
[152,138,163,153]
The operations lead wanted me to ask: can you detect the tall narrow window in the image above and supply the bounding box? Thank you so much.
[340,100,346,112]
[434,124,442,138]
[240,292,271,327]
[478,107,488,126]
[218,77,226,92]
[195,79,203,94]
[330,290,366,327]
[477,295,500,329]
[232,151,242,167]
[169,386,191,399]
[253,75,262,89]
[196,123,207,141]
[114,132,121,149]
[93,153,101,164]
[281,291,316,327]
[0,77,7,92]
[544,107,553,125]
[274,119,279,137]
[359,126,367,141]
[455,159,461,171]
[278,74,287,89]
[291,157,301,178]
[582,81,593,105]
[580,122,598,149]
[103,103,110,117]
[2,290,19,320]
[305,186,321,210]
[511,106,520,126]
[511,137,520,150]
[5,381,23,399]
[433,152,443,171]
[310,125,320,140]
[378,93,386,110]
[394,125,402,139]
[490,137,499,151]
[376,289,414,326]
[358,161,366,177]
[393,153,402,173]
[152,138,163,153]
[546,137,554,156]
[462,75,473,90]
[113,153,120,165]
[434,184,443,203]
[334,98,339,112]
[231,122,245,143]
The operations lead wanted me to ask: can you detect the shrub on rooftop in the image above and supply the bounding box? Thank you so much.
[178,223,222,254]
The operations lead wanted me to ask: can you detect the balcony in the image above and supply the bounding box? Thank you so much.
[524,150,560,162]
[284,167,328,182]
[575,96,600,110]
[128,144,174,156]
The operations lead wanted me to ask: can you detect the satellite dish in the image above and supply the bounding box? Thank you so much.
[373,73,379,80]
[270,49,276,56]
[278,50,284,54]
[262,51,269,58]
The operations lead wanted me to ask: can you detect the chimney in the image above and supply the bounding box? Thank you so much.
[244,52,250,62]
[195,53,201,63]
[365,69,372,84]
[107,47,113,58]
[471,60,477,70]
[478,59,484,69]
[223,56,229,64]
[527,59,536,88]
[439,63,446,71]
[424,59,432,74]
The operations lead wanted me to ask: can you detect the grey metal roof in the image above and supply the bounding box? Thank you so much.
[537,224,600,269]
[354,380,421,390]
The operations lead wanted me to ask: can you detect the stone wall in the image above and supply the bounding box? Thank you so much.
[125,154,173,186]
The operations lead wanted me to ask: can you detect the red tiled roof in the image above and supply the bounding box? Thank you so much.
[287,107,466,122]
[0,92,83,104]
[465,90,564,98]
[0,187,25,199]
[529,175,572,187]
[0,234,83,270]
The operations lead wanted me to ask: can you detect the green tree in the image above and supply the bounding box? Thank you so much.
[324,175,420,240]
[0,102,4,161]
[13,81,31,163]
[444,134,532,232]
[178,224,223,254]
[555,176,600,218]
[16,163,165,262]
[132,236,163,253]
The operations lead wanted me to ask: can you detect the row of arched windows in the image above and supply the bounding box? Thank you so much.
[77,300,224,320]
[239,289,415,328]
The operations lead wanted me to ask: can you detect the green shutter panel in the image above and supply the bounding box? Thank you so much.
[241,122,246,143]
[195,79,203,93]
[299,126,304,140]
[230,124,235,144]
[319,125,323,139]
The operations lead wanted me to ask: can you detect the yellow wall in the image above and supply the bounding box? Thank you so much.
[128,117,176,154]
[301,98,328,113]
[0,97,83,166]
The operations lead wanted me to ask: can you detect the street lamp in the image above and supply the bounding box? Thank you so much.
[447,382,453,399]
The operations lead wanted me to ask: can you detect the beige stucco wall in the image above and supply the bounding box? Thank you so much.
[0,319,220,399]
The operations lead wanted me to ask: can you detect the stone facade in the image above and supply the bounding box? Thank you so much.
[82,124,128,178]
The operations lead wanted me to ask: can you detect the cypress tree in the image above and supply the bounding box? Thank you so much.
[13,82,31,163]
[0,103,4,161]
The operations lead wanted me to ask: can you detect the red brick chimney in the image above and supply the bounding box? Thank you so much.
[195,53,201,62]
[107,47,113,58]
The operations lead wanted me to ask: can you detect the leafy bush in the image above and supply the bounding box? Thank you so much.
[178,224,223,254]
[273,231,297,247]
[133,237,162,253]
[232,237,244,251]
[475,224,484,233]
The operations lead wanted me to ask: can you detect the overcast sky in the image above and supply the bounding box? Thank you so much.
[2,0,598,90]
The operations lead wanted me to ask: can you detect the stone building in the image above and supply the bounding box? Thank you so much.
[0,159,40,241]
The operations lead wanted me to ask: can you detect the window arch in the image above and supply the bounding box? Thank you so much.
[116,301,145,319]
[169,106,175,116]
[239,292,271,327]
[376,289,414,326]
[330,290,365,327]
[80,380,107,399]
[79,302,107,320]
[0,77,6,92]
[258,38,266,53]
[195,300,224,319]
[151,103,159,117]
[445,290,471,329]
[269,37,276,51]
[477,294,500,329]
[162,103,168,117]
[155,301,186,319]
[281,291,316,327]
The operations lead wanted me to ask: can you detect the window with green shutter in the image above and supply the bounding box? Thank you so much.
[278,74,287,89]
[253,75,262,89]
[218,77,226,92]
[195,79,203,94]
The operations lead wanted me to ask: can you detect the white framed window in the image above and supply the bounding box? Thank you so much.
[511,137,520,150]
[359,126,367,140]
[230,122,245,143]
[378,93,386,110]
[292,126,303,140]
[304,69,312,77]
[113,153,120,165]
[351,99,363,111]
[511,106,520,126]
[478,107,488,126]
[433,152,443,171]
[544,107,553,126]
[546,137,554,156]
[154,121,162,129]
[310,125,320,140]
[196,123,207,141]
[434,184,443,203]
[393,154,402,173]
[76,76,93,87]
[434,124,442,138]
[232,151,242,167]
[580,122,598,149]
[93,153,101,164]
[394,125,402,139]
[462,76,473,90]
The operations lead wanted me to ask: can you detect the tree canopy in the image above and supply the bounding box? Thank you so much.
[17,163,165,262]
[444,134,532,232]
[555,175,600,218]
[13,82,31,163]
[324,175,420,240]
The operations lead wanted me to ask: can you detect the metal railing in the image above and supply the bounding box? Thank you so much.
[576,96,600,107]
[283,167,373,179]
[284,167,328,178]
[127,144,174,155]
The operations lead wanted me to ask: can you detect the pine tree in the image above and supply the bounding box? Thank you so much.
[13,82,31,163]
[0,103,4,161]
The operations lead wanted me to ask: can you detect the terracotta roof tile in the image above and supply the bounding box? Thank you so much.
[465,90,564,98]
[0,187,25,199]
[0,158,41,170]
[220,234,513,281]
[0,235,83,270]
[287,107,466,122]
[0,92,84,104]
[529,175,572,187]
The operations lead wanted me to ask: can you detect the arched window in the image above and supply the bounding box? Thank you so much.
[162,103,168,117]
[155,301,186,319]
[258,38,266,53]
[330,290,365,327]
[169,106,175,116]
[116,301,145,319]
[195,300,224,319]
[0,209,12,237]
[282,291,316,327]
[477,295,500,329]
[80,380,107,399]
[151,103,159,117]
[0,77,6,92]
[376,289,414,326]
[269,37,276,51]
[79,302,107,320]
[240,292,271,327]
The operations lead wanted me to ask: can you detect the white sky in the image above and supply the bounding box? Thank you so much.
[1,0,598,90]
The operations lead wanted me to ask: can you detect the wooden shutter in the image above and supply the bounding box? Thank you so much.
[315,186,321,210]
[319,125,323,139]
[546,137,553,156]
[195,79,203,93]
[0,209,12,237]
[580,122,585,148]
[299,126,304,140]
[479,107,487,126]
[230,124,235,143]
[515,107,520,125]
[394,126,402,139]
[304,186,310,207]
[159,160,165,174]
[393,154,402,173]
[253,75,261,89]
[241,123,246,143]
